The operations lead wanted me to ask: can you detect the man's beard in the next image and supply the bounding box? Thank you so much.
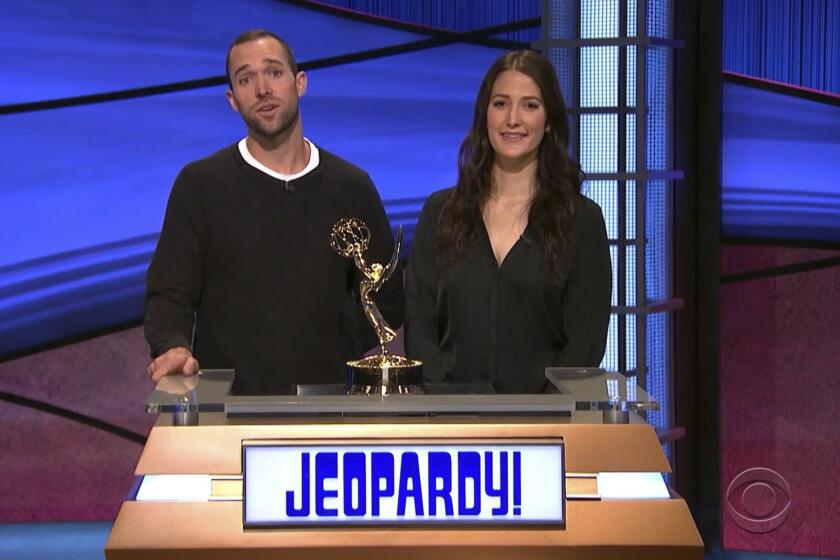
[244,101,299,141]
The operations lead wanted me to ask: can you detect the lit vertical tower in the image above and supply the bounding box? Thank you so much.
[539,0,683,439]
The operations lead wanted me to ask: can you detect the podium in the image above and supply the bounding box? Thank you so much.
[105,370,703,559]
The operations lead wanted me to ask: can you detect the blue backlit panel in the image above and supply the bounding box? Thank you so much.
[581,0,618,39]
[602,313,619,371]
[625,179,637,238]
[573,0,674,415]
[626,46,637,106]
[722,81,840,242]
[645,0,671,39]
[580,47,619,107]
[645,48,670,170]
[642,2,672,434]
[625,246,637,307]
[645,179,670,428]
[580,114,618,173]
[646,312,669,429]
[626,314,637,372]
[583,181,619,240]
[645,181,669,302]
[584,179,620,371]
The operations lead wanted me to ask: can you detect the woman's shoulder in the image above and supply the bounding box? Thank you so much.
[577,193,603,214]
[570,194,609,248]
[418,187,454,222]
[424,187,454,209]
[575,194,607,226]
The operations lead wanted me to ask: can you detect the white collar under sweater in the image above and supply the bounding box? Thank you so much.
[237,137,320,181]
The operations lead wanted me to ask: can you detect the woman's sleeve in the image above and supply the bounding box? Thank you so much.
[404,196,447,382]
[557,199,613,366]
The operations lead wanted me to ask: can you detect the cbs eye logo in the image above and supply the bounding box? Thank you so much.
[725,467,792,533]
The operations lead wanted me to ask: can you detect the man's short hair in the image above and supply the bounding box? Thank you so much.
[225,29,298,87]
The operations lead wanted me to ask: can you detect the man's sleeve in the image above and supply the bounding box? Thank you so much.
[144,167,205,358]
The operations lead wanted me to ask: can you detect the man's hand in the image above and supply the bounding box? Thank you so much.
[147,347,199,383]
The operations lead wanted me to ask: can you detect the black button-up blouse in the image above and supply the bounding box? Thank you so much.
[405,188,612,394]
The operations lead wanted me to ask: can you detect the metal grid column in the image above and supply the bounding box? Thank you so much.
[538,0,684,437]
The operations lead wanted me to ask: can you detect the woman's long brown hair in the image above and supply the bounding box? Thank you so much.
[437,50,583,280]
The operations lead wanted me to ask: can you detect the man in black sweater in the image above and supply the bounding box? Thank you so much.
[144,30,403,395]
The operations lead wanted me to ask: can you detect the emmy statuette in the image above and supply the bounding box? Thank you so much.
[330,218,423,395]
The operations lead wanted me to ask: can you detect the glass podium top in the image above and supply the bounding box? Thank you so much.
[146,368,657,419]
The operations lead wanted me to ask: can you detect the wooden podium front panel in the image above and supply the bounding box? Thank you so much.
[107,417,702,559]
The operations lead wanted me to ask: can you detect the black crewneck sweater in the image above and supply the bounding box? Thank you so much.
[145,143,403,395]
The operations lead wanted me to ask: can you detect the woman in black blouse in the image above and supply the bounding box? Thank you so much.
[404,50,612,394]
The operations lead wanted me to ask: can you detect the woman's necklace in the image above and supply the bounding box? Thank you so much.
[489,188,535,206]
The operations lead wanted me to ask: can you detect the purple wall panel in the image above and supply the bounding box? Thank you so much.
[0,404,143,521]
[720,244,840,556]
[0,326,154,522]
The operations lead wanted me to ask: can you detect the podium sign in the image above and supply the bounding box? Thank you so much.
[243,440,565,527]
